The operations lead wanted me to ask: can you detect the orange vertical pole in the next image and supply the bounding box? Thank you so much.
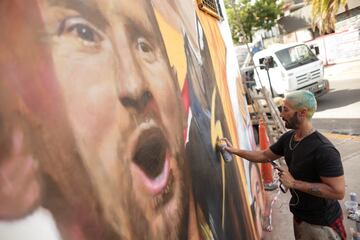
[259,119,277,190]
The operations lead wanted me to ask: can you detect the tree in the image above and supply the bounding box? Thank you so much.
[253,0,282,31]
[224,0,283,44]
[225,0,255,43]
[306,0,348,34]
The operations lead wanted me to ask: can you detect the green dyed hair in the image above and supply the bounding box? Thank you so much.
[285,90,317,119]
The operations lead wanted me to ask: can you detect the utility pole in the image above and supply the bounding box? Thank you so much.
[263,57,275,98]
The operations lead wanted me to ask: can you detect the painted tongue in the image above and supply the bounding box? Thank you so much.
[132,158,169,194]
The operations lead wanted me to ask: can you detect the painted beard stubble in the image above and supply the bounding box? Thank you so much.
[114,146,189,240]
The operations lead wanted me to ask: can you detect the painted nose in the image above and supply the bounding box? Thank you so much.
[120,89,153,112]
[117,51,153,112]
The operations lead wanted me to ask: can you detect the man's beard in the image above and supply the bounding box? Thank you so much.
[284,112,300,130]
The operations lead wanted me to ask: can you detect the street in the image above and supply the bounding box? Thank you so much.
[313,61,360,135]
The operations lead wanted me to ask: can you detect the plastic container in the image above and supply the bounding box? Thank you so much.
[353,232,360,240]
[345,200,358,213]
[351,192,358,202]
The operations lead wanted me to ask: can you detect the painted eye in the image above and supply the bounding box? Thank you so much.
[59,18,103,49]
[136,38,156,62]
[138,40,152,52]
[69,23,97,42]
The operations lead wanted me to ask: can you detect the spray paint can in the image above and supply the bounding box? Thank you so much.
[217,141,233,163]
[350,192,358,202]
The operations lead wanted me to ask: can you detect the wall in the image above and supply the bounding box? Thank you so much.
[0,0,264,239]
[306,29,360,65]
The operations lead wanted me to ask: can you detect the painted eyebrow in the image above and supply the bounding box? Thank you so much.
[125,18,154,43]
[49,0,108,30]
[122,9,162,47]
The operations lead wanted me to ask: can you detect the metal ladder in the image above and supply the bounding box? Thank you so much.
[247,87,286,144]
[237,35,286,144]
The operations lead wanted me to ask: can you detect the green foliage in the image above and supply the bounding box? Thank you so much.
[225,0,254,43]
[253,0,283,30]
[224,0,283,44]
[306,0,348,34]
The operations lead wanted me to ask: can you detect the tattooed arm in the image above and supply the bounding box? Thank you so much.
[295,176,345,200]
[276,166,345,200]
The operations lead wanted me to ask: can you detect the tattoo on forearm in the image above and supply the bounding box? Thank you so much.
[308,187,322,196]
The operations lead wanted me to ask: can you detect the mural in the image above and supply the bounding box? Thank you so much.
[0,0,266,239]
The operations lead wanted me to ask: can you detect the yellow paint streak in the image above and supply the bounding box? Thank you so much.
[210,88,226,229]
[156,6,258,237]
[197,9,257,237]
[236,75,248,123]
[154,10,187,88]
[196,10,239,154]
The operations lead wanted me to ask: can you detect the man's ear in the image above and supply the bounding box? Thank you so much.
[299,109,307,118]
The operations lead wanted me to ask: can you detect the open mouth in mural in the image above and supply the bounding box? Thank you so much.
[131,127,174,209]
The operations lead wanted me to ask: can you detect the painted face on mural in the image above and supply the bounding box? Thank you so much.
[250,163,264,239]
[37,0,188,239]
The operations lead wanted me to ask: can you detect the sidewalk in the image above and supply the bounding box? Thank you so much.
[324,60,360,81]
[263,131,360,240]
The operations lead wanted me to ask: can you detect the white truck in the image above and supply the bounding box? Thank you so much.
[252,43,329,98]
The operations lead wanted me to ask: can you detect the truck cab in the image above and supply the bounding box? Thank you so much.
[252,43,329,97]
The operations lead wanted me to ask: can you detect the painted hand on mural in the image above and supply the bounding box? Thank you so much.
[0,129,40,220]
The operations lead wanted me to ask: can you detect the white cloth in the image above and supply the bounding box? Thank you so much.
[0,207,62,240]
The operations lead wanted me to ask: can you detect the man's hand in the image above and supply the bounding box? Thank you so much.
[275,165,345,199]
[221,138,280,163]
[220,138,236,153]
[0,129,41,220]
[275,166,295,189]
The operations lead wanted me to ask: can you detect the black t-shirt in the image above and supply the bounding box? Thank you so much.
[270,130,344,225]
